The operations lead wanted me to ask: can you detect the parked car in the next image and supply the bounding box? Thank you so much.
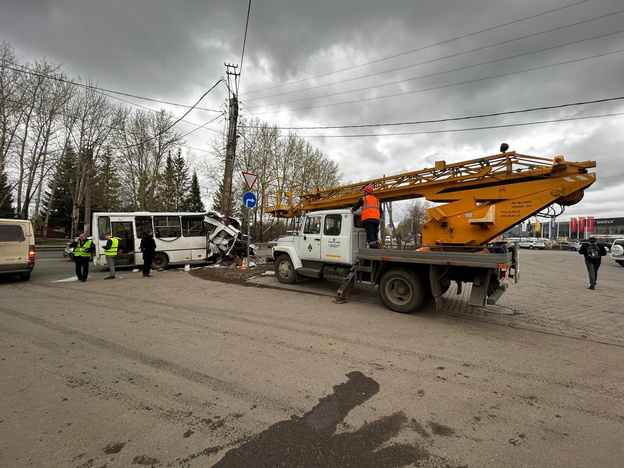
[517,238,547,250]
[552,241,581,251]
[0,218,35,281]
[610,239,624,266]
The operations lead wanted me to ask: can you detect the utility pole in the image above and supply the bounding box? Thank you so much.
[83,146,94,236]
[222,63,240,225]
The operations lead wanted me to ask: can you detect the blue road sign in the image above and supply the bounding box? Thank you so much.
[243,191,257,208]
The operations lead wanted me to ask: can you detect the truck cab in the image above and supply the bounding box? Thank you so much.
[272,209,367,283]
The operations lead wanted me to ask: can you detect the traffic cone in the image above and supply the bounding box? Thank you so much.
[241,258,247,270]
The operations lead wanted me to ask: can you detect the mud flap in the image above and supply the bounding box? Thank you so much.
[429,265,449,311]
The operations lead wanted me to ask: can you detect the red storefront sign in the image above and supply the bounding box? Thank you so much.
[587,216,595,232]
[579,216,586,233]
[570,218,577,234]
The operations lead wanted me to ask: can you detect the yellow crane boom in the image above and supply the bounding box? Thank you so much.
[264,151,596,246]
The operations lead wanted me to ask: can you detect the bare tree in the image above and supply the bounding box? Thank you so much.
[64,81,125,235]
[117,108,183,211]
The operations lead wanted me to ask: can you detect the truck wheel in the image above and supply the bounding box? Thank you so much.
[275,254,298,284]
[379,268,427,314]
[152,253,169,269]
[20,273,31,281]
[617,261,624,267]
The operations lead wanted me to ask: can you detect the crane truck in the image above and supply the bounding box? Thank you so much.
[264,148,596,313]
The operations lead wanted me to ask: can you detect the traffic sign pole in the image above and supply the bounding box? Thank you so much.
[242,191,258,266]
[247,205,251,266]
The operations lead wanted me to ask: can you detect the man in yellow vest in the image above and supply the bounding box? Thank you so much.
[70,233,94,282]
[350,185,381,248]
[103,231,119,279]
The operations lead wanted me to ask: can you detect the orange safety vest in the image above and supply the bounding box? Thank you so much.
[361,194,380,221]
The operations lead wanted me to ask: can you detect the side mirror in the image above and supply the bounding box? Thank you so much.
[500,143,509,153]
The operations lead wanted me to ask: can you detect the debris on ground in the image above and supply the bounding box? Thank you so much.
[190,261,273,284]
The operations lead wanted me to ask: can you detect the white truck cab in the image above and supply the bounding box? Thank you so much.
[272,209,367,283]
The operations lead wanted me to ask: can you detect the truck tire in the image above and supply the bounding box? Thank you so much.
[379,268,427,314]
[152,253,169,269]
[20,272,31,281]
[617,261,624,267]
[275,254,298,284]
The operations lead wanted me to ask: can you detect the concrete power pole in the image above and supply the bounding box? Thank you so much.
[221,63,240,225]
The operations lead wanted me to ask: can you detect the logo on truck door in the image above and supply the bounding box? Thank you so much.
[308,244,313,252]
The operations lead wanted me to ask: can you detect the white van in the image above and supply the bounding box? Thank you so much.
[0,219,35,281]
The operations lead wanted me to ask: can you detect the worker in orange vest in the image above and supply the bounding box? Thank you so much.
[350,185,381,248]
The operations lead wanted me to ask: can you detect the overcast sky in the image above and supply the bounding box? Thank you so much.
[2,0,623,223]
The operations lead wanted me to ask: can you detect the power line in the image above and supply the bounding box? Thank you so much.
[249,95,624,130]
[297,111,624,138]
[247,10,624,108]
[124,79,225,149]
[1,62,223,113]
[239,0,253,78]
[178,113,226,139]
[99,91,224,134]
[240,0,589,96]
[248,45,624,114]
[245,8,624,103]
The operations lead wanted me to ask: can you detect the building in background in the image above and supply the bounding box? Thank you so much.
[504,216,624,240]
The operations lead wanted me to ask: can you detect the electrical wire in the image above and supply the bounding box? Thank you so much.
[178,113,226,139]
[296,111,624,138]
[245,8,624,103]
[1,62,222,113]
[248,45,624,114]
[239,0,252,78]
[240,0,589,96]
[124,79,225,149]
[244,95,624,130]
[99,91,224,135]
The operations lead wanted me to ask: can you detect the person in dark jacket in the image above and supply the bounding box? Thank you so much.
[578,237,607,290]
[70,233,94,282]
[140,229,156,277]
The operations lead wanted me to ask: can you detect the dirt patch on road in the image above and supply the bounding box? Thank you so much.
[190,263,274,286]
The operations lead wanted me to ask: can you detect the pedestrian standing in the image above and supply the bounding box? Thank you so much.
[350,185,381,248]
[578,236,607,290]
[102,231,118,279]
[140,229,156,277]
[70,233,94,282]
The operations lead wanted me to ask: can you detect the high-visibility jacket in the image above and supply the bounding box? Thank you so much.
[73,239,93,258]
[361,195,380,221]
[104,238,119,256]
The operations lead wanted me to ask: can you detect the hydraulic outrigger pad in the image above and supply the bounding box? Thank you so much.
[334,269,356,304]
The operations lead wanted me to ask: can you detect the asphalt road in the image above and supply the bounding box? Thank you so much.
[0,251,622,467]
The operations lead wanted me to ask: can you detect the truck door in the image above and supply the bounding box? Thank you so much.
[299,215,322,261]
[320,213,350,264]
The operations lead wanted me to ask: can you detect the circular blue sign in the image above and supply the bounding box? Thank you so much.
[243,191,257,208]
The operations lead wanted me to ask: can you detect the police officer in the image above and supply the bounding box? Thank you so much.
[351,185,381,248]
[70,233,94,282]
[102,231,119,279]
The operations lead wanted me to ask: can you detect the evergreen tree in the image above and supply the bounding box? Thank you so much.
[211,181,223,213]
[186,172,205,212]
[0,171,16,218]
[159,149,190,211]
[92,149,122,212]
[40,146,77,235]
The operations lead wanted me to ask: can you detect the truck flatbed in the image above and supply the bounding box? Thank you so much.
[356,248,515,269]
